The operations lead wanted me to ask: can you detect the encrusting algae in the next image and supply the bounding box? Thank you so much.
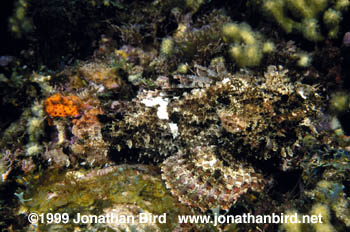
[18,165,195,231]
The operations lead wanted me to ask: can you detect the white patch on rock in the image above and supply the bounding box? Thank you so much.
[141,96,169,120]
[222,78,231,84]
[168,123,178,138]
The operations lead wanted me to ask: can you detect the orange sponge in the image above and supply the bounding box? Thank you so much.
[44,93,83,117]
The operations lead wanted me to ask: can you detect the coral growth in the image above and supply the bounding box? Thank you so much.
[222,22,275,67]
[9,0,33,38]
[280,148,350,231]
[78,62,124,90]
[262,0,349,41]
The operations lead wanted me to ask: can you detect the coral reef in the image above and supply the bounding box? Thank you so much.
[9,0,33,38]
[262,0,349,41]
[170,9,231,62]
[2,0,350,231]
[78,62,124,90]
[222,22,275,67]
[282,148,350,232]
[329,91,350,113]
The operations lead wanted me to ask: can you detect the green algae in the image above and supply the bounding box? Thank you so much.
[20,165,191,231]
